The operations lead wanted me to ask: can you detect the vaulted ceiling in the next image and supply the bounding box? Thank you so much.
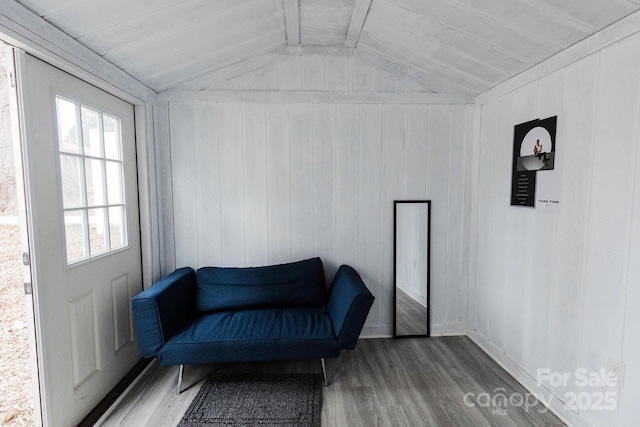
[14,0,640,95]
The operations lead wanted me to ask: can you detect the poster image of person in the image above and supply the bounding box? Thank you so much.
[510,116,557,207]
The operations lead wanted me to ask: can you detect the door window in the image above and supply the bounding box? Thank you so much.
[55,96,128,264]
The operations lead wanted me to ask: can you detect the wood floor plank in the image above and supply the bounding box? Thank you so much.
[98,337,566,426]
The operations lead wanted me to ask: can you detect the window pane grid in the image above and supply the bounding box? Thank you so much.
[63,204,125,212]
[56,95,128,265]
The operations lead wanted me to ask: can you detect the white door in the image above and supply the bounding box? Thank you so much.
[16,52,142,426]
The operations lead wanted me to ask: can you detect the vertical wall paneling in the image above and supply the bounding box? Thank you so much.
[302,55,325,91]
[446,105,466,327]
[218,102,246,266]
[461,104,475,329]
[404,105,428,198]
[395,78,418,93]
[155,102,176,275]
[426,105,451,328]
[194,101,222,267]
[487,92,513,354]
[474,101,496,341]
[253,62,279,91]
[372,68,396,92]
[228,73,253,91]
[358,104,384,327]
[243,103,269,266]
[527,68,565,386]
[381,104,406,327]
[278,56,301,91]
[494,91,516,358]
[266,104,292,264]
[503,82,538,370]
[209,55,437,95]
[289,103,315,260]
[580,36,640,427]
[349,57,373,91]
[312,103,337,279]
[335,104,360,269]
[167,94,471,335]
[325,56,349,92]
[169,101,198,269]
[620,86,640,426]
[546,53,598,404]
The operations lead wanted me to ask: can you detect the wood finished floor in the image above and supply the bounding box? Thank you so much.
[99,337,566,427]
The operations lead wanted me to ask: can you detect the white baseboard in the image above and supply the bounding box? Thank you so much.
[360,323,468,339]
[361,325,392,338]
[467,330,590,427]
[430,323,467,336]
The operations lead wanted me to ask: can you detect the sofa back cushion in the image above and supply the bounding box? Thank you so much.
[195,257,327,312]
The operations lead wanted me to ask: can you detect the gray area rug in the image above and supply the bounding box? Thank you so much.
[178,373,322,427]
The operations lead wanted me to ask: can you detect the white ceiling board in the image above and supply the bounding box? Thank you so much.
[103,3,285,77]
[16,0,85,16]
[393,0,557,63]
[359,30,490,93]
[450,0,592,48]
[532,0,640,28]
[283,0,300,46]
[364,15,507,84]
[77,0,253,54]
[370,0,529,75]
[356,46,475,94]
[37,0,186,39]
[299,0,354,45]
[147,31,286,92]
[100,1,280,61]
[11,0,640,94]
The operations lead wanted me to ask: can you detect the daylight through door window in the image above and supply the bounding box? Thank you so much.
[55,96,128,264]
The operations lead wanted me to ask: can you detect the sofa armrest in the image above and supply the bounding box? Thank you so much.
[326,265,375,350]
[132,267,196,358]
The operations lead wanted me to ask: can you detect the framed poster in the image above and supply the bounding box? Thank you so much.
[510,116,560,211]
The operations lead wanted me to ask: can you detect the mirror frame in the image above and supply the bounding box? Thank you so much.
[393,200,431,338]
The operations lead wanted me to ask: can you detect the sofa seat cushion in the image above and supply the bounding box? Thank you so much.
[157,306,340,365]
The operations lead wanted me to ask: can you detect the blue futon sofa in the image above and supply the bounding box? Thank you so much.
[132,257,374,392]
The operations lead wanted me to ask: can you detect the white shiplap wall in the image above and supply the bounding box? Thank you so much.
[164,66,473,336]
[471,30,640,427]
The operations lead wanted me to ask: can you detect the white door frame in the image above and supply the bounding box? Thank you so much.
[0,34,160,427]
[2,42,43,427]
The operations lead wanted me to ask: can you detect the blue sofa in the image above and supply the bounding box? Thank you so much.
[132,257,374,392]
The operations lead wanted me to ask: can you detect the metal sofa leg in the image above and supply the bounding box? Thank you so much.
[321,358,328,387]
[177,364,185,395]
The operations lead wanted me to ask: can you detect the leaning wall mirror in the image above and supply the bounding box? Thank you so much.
[393,200,431,338]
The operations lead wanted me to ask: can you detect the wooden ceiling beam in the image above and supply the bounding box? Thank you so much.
[345,0,372,48]
[283,0,299,46]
